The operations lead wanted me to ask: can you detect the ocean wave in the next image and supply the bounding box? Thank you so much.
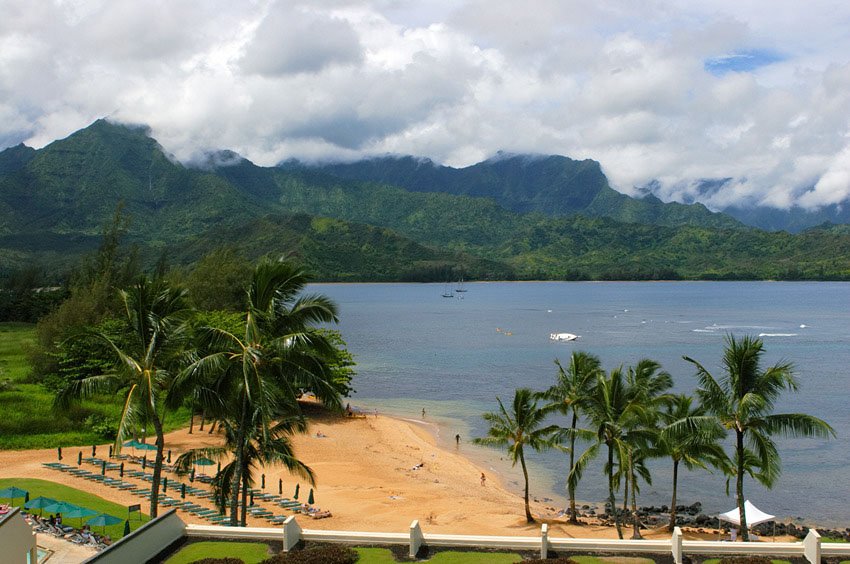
[758,333,797,337]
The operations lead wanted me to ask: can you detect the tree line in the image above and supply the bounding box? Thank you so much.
[475,340,835,541]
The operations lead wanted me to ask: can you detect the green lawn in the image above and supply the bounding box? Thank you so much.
[0,322,190,450]
[163,544,524,563]
[0,477,150,539]
[165,542,272,564]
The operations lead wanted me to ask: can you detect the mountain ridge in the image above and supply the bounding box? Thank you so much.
[2,119,850,281]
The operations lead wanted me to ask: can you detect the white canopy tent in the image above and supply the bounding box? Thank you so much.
[718,500,775,527]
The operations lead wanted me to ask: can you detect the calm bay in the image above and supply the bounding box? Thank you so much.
[313,281,850,526]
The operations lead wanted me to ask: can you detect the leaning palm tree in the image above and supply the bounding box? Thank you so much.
[475,388,557,523]
[657,394,729,532]
[56,276,190,518]
[174,257,340,526]
[542,353,602,524]
[684,335,835,541]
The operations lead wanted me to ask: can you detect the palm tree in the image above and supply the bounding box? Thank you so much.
[622,359,672,539]
[57,276,190,518]
[573,367,649,539]
[175,257,340,526]
[684,335,835,541]
[657,394,728,532]
[542,352,602,524]
[175,409,314,525]
[475,388,557,523]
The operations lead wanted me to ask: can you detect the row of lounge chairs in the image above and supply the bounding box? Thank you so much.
[43,460,330,526]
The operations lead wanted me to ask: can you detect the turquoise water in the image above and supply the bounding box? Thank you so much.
[314,281,850,526]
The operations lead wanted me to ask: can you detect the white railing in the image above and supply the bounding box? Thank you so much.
[184,519,850,563]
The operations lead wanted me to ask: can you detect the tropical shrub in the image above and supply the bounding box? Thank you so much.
[260,545,358,564]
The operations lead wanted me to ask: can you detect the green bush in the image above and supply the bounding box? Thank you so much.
[261,545,358,564]
[85,413,118,440]
[719,558,773,564]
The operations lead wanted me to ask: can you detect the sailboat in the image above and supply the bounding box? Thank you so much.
[442,281,454,298]
[455,277,467,293]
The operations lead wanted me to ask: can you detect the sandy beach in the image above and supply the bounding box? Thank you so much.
[0,405,786,542]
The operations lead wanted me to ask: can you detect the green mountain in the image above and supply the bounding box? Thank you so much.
[282,154,743,229]
[2,119,850,282]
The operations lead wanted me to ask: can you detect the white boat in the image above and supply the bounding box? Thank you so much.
[550,332,579,342]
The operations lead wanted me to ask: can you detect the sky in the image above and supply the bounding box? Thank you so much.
[2,0,850,211]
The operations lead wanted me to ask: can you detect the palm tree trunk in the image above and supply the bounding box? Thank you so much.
[608,443,623,539]
[241,473,249,527]
[736,430,748,541]
[150,414,166,519]
[519,448,534,523]
[668,459,679,532]
[188,408,194,434]
[568,410,579,524]
[199,411,205,431]
[630,456,642,539]
[230,398,248,526]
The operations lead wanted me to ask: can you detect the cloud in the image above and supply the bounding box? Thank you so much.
[239,4,363,76]
[1,0,850,211]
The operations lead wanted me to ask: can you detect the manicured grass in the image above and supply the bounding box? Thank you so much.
[165,541,271,564]
[0,322,190,450]
[0,477,150,539]
[164,545,524,564]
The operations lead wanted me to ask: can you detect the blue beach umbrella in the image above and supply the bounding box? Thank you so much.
[0,486,28,503]
[307,488,314,505]
[122,439,139,457]
[24,496,57,516]
[193,457,215,476]
[293,484,299,499]
[43,500,82,523]
[64,505,98,527]
[123,520,131,537]
[87,512,122,534]
[136,442,157,452]
[278,478,282,495]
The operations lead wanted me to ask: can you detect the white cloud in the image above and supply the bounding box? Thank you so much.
[1,0,850,210]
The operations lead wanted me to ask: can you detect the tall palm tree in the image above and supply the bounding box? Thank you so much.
[684,335,835,541]
[573,367,650,539]
[657,394,728,532]
[475,388,557,523]
[543,352,602,524]
[175,257,340,526]
[57,276,190,518]
[622,359,672,539]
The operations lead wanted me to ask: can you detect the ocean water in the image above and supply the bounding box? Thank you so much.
[312,281,850,526]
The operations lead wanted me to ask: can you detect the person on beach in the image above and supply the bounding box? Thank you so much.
[422,408,426,418]
[480,472,486,486]
[455,433,460,446]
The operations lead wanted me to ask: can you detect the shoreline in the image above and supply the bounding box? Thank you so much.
[0,405,831,541]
